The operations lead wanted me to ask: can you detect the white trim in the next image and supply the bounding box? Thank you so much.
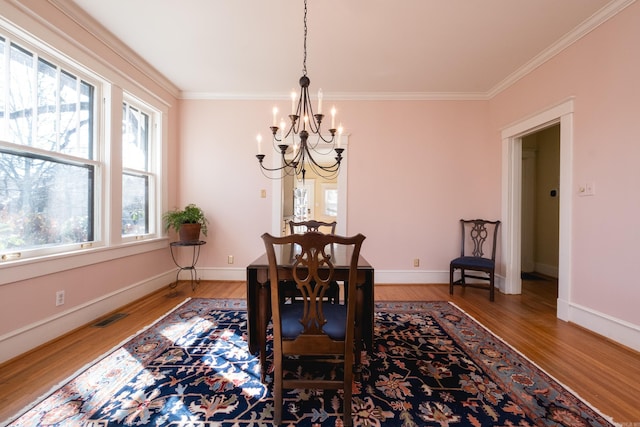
[568,302,640,353]
[197,266,640,353]
[487,0,636,99]
[181,91,491,102]
[0,238,168,285]
[46,0,180,100]
[270,134,349,237]
[501,98,574,320]
[0,269,174,364]
[180,0,635,102]
[534,262,559,278]
[449,301,623,423]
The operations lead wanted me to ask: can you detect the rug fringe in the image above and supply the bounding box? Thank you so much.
[1,297,192,427]
[446,301,622,427]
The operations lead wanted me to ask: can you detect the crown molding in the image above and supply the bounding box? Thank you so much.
[17,0,633,103]
[182,0,636,102]
[42,0,180,100]
[180,91,491,102]
[487,0,636,99]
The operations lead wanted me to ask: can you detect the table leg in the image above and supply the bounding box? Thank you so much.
[246,268,271,382]
[257,280,270,382]
[246,269,258,355]
[363,270,374,350]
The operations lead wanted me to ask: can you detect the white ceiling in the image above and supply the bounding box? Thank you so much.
[67,0,625,99]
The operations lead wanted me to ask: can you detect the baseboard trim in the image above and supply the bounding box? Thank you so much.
[0,270,174,364]
[199,267,454,284]
[567,301,640,353]
[534,262,559,278]
[4,267,636,364]
[199,267,506,287]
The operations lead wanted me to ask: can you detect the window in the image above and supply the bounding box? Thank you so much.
[122,100,156,238]
[0,35,99,259]
[0,20,166,274]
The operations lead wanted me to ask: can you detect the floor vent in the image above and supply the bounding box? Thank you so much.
[93,313,128,328]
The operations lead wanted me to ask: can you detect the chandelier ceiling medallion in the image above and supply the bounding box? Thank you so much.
[256,0,344,183]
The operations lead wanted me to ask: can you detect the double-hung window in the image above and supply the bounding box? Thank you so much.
[122,99,157,238]
[0,35,100,260]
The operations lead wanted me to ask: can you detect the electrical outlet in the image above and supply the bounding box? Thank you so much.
[413,258,420,267]
[55,290,65,306]
[260,189,267,198]
[578,182,595,196]
[228,255,234,264]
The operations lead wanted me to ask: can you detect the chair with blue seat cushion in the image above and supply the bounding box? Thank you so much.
[450,219,501,301]
[285,219,340,304]
[262,231,365,426]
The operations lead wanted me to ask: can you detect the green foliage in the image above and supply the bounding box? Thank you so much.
[162,204,208,236]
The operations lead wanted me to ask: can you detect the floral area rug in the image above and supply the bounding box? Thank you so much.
[3,298,616,427]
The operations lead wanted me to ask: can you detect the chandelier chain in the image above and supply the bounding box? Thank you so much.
[256,0,344,183]
[303,0,308,76]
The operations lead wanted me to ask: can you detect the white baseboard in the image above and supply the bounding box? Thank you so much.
[199,267,496,287]
[199,267,453,285]
[198,267,246,281]
[0,270,174,364]
[566,301,640,353]
[373,270,450,284]
[534,262,558,278]
[4,267,637,365]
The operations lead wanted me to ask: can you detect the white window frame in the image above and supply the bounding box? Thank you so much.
[121,95,160,242]
[0,19,168,285]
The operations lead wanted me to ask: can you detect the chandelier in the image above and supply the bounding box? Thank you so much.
[256,0,344,183]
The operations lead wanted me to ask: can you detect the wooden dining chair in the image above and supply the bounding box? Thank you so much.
[286,219,339,303]
[288,219,337,235]
[262,231,365,426]
[450,219,501,301]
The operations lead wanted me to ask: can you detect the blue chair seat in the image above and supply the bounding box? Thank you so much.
[451,256,494,270]
[280,302,347,340]
[449,219,501,302]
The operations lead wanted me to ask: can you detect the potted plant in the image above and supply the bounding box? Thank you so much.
[162,203,209,242]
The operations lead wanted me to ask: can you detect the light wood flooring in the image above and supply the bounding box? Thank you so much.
[1,279,639,425]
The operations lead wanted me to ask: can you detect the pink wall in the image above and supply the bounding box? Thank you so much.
[489,1,640,325]
[0,249,174,334]
[2,0,639,358]
[0,1,180,351]
[178,99,499,273]
[179,2,640,334]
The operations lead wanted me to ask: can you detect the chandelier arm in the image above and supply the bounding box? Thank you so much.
[256,0,344,184]
[305,152,341,172]
[305,157,341,180]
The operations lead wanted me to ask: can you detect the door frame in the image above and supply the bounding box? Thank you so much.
[501,98,573,320]
[271,135,349,236]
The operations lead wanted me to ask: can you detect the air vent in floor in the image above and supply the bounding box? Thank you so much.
[93,313,128,328]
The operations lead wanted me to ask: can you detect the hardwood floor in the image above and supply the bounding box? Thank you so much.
[1,279,639,425]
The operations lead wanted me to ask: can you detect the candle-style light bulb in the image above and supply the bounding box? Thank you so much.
[256,133,263,154]
[337,125,343,148]
[317,89,323,113]
[331,106,336,129]
[272,107,278,126]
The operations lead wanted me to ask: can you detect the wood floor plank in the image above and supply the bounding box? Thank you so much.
[1,279,638,424]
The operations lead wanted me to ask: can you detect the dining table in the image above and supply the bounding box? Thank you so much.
[245,244,375,380]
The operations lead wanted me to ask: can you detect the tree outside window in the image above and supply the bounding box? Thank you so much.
[0,36,97,258]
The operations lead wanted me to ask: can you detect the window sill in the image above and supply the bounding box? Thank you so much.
[0,238,169,286]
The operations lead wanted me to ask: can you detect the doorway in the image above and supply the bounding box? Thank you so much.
[521,124,560,279]
[501,99,573,321]
[270,135,349,237]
